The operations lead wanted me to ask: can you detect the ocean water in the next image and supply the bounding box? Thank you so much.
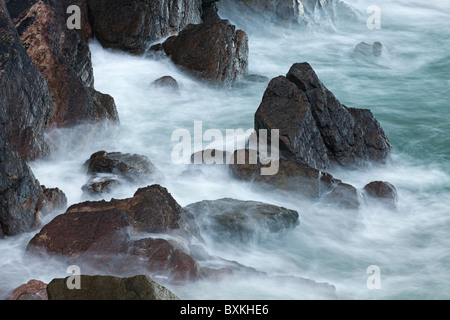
[1,0,449,299]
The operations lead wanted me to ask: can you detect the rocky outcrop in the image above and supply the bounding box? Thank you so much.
[27,185,203,282]
[81,151,161,196]
[255,62,391,170]
[46,275,180,300]
[0,0,52,161]
[88,0,203,55]
[0,133,66,237]
[8,280,48,300]
[229,149,360,209]
[185,198,299,243]
[156,12,248,86]
[7,0,119,129]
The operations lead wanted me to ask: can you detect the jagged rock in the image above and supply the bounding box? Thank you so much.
[46,275,180,300]
[363,181,398,208]
[8,280,48,300]
[88,0,203,55]
[7,0,119,128]
[0,0,52,161]
[158,18,248,86]
[41,186,68,214]
[255,62,391,170]
[185,198,299,243]
[0,133,53,236]
[151,76,179,89]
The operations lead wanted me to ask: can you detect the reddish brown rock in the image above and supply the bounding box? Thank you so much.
[8,279,48,300]
[27,185,202,282]
[8,0,119,129]
[363,181,398,208]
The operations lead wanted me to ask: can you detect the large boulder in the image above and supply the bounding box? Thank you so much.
[88,0,203,55]
[27,185,203,282]
[157,15,248,86]
[46,275,180,300]
[255,62,391,170]
[185,198,299,243]
[0,133,65,237]
[0,0,52,161]
[7,0,119,129]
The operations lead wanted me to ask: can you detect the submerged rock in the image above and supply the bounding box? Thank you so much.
[46,275,180,300]
[185,198,299,243]
[8,280,48,300]
[255,62,391,170]
[354,41,383,58]
[157,17,248,86]
[82,151,161,196]
[151,76,179,89]
[363,181,398,208]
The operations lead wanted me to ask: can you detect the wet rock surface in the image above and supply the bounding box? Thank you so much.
[185,198,299,243]
[157,15,248,86]
[255,62,391,170]
[88,0,203,55]
[46,275,180,300]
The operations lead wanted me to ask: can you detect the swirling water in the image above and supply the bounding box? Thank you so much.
[1,0,449,299]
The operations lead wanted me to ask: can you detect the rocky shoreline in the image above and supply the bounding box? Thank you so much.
[1,0,396,300]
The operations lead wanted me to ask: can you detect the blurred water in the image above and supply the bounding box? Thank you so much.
[1,0,449,300]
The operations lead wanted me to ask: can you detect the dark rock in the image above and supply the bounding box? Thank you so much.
[255,62,391,170]
[363,181,398,208]
[8,280,48,300]
[8,0,119,128]
[0,133,47,236]
[159,19,248,86]
[88,0,203,55]
[82,152,160,196]
[151,76,179,89]
[0,0,52,161]
[229,149,360,208]
[185,198,299,243]
[46,275,180,300]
